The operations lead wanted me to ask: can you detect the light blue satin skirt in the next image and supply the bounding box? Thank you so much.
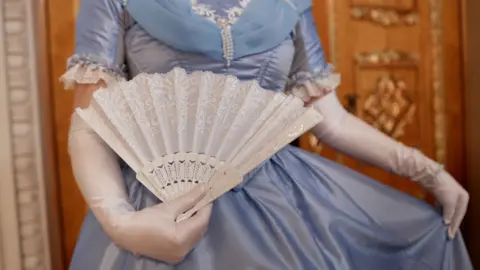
[70,145,472,269]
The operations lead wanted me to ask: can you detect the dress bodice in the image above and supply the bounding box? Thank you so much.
[62,0,337,102]
[125,23,295,92]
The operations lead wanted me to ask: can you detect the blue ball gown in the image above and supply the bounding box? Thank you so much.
[63,0,473,269]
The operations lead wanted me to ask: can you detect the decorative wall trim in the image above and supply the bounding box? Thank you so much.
[362,75,417,139]
[327,0,338,66]
[354,50,418,66]
[0,0,23,269]
[352,50,419,140]
[326,0,447,163]
[0,0,51,269]
[430,0,446,164]
[351,7,419,27]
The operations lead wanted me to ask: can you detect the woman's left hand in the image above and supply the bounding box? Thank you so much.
[421,171,469,239]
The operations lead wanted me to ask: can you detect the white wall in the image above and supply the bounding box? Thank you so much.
[0,0,51,269]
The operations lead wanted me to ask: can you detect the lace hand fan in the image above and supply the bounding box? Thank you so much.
[76,68,323,220]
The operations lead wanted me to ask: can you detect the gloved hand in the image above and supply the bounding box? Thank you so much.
[112,186,213,263]
[69,112,212,263]
[309,91,469,239]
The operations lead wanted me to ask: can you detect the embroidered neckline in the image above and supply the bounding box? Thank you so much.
[125,0,299,66]
[189,0,253,66]
[191,0,251,26]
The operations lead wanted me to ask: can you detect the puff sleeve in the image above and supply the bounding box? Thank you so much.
[60,0,127,89]
[287,9,340,102]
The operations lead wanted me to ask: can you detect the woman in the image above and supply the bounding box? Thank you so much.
[64,0,473,269]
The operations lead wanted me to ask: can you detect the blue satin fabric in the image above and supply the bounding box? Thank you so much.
[126,0,311,61]
[73,0,127,75]
[71,146,472,269]
[68,0,472,268]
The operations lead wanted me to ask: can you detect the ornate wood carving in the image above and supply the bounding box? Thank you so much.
[355,50,418,66]
[351,7,418,26]
[354,50,418,139]
[350,0,415,10]
[308,74,417,152]
[363,75,416,139]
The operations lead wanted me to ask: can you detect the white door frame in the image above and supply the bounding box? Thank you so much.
[0,0,53,269]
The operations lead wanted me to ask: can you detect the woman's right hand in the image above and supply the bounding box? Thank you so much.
[71,84,213,264]
[111,185,213,264]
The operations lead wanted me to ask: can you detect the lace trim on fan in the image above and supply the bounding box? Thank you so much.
[60,54,126,89]
[287,64,341,102]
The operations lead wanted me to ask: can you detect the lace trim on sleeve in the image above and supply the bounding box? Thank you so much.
[287,64,341,103]
[60,54,126,89]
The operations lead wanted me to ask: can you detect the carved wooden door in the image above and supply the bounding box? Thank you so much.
[305,0,464,201]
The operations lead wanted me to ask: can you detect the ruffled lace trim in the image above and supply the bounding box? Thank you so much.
[287,64,341,103]
[60,54,126,89]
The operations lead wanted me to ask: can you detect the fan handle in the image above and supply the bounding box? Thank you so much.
[176,167,243,222]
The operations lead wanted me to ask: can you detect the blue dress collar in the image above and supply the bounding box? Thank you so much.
[126,0,312,61]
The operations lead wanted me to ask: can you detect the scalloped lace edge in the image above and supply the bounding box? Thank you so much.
[60,64,125,90]
[288,72,341,102]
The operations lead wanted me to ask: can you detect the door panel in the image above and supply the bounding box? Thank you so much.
[303,0,464,201]
[304,0,425,199]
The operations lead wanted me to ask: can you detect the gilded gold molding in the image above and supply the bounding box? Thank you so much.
[308,134,323,154]
[355,50,418,66]
[363,75,417,139]
[430,0,446,164]
[351,7,419,27]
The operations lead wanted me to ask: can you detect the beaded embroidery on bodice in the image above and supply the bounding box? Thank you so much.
[190,0,253,66]
[123,0,301,65]
[191,0,252,25]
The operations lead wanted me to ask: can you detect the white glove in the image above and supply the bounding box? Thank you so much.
[68,113,212,263]
[310,91,469,239]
